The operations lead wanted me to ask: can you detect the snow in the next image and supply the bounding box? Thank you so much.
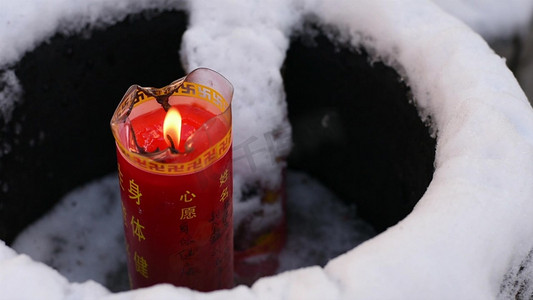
[182,0,297,190]
[1,0,533,299]
[11,175,127,290]
[11,171,374,292]
[0,70,21,125]
[0,241,109,299]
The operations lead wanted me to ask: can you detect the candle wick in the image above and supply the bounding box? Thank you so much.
[166,135,179,154]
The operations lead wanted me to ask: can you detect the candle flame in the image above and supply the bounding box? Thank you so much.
[163,107,182,151]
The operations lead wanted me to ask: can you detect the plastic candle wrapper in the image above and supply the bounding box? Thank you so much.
[110,68,234,291]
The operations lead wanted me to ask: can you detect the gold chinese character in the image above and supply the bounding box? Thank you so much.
[134,251,149,278]
[118,164,125,191]
[180,190,196,202]
[219,169,229,186]
[180,206,197,220]
[219,186,229,202]
[131,216,146,241]
[128,179,142,205]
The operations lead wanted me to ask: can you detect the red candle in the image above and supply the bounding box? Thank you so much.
[110,68,234,291]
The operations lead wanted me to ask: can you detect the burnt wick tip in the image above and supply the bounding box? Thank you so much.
[166,135,179,154]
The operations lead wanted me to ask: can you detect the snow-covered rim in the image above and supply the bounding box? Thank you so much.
[309,1,533,299]
[2,0,533,298]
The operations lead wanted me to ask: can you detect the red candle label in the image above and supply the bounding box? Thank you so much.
[111,69,233,291]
